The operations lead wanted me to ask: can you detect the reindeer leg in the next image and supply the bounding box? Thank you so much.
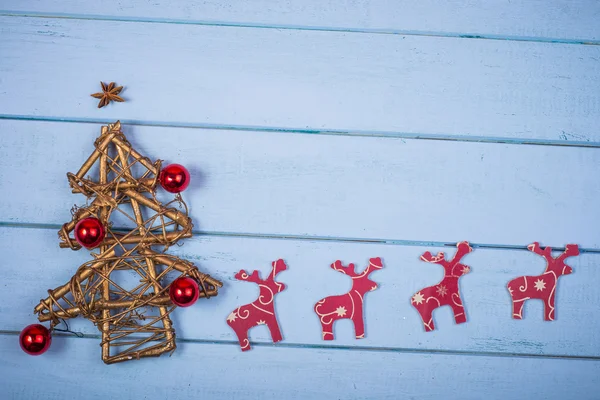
[233,328,251,352]
[352,306,365,339]
[544,293,555,322]
[450,301,467,325]
[511,298,525,320]
[266,316,283,343]
[415,305,435,332]
[320,317,335,341]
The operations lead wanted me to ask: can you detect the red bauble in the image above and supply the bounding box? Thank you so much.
[74,217,106,249]
[159,164,190,193]
[19,324,51,355]
[169,277,200,307]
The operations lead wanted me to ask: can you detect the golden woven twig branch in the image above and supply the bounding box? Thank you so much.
[34,121,222,364]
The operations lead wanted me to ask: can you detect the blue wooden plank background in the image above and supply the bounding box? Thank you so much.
[1,2,599,399]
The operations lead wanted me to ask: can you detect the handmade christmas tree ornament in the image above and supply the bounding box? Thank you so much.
[507,242,579,321]
[160,163,190,193]
[25,121,222,364]
[314,257,383,340]
[169,276,200,307]
[227,259,287,351]
[411,242,472,332]
[19,324,52,355]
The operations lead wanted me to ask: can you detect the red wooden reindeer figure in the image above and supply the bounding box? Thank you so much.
[226,259,287,351]
[314,257,383,340]
[507,242,579,321]
[411,241,472,332]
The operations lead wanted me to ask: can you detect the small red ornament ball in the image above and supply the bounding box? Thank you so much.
[19,324,51,356]
[74,217,105,249]
[159,164,190,193]
[169,277,200,307]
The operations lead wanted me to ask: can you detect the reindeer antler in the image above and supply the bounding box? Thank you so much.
[528,242,555,264]
[421,242,472,274]
[236,260,288,284]
[234,269,263,284]
[354,257,384,279]
[330,260,358,277]
[450,241,473,265]
[557,244,580,261]
[269,259,288,280]
[332,258,383,280]
[420,251,447,266]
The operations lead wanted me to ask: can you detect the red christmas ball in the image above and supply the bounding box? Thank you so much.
[159,164,190,193]
[74,217,105,249]
[19,324,51,355]
[169,277,199,307]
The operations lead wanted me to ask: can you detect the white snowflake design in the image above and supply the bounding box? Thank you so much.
[412,292,424,305]
[534,279,546,291]
[227,312,237,322]
[335,306,347,317]
[436,285,448,297]
[256,320,266,325]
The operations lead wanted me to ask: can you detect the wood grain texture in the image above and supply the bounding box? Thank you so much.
[1,17,599,143]
[1,120,598,248]
[1,0,600,41]
[1,334,599,400]
[4,227,599,357]
[0,2,598,398]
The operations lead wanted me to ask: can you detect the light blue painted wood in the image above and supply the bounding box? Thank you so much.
[1,120,599,248]
[1,334,599,400]
[2,226,599,357]
[0,3,598,399]
[1,17,599,143]
[1,0,599,42]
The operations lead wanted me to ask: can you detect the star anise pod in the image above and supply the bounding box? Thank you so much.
[91,82,125,108]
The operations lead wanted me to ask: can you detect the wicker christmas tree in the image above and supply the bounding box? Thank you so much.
[31,121,222,364]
